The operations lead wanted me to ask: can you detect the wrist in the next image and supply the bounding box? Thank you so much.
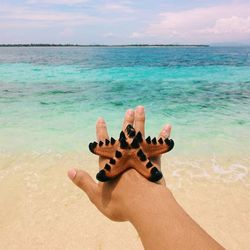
[127,185,174,224]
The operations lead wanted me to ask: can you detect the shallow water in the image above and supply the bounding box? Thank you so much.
[0,46,250,157]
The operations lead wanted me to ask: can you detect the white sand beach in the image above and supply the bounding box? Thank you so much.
[0,153,249,250]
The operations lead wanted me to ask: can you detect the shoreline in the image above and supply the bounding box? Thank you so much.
[1,152,249,187]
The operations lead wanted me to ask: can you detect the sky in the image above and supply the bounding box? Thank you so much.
[0,0,250,44]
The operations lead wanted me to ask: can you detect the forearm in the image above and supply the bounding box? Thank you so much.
[128,187,224,250]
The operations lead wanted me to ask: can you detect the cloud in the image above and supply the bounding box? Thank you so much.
[0,4,99,28]
[103,32,116,37]
[132,3,250,43]
[205,16,250,34]
[0,1,135,29]
[101,2,135,13]
[1,1,250,44]
[26,0,89,5]
[130,32,143,38]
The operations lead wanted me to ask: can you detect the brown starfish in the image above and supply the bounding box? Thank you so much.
[89,124,174,182]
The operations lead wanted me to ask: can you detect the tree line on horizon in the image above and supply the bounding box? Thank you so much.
[0,43,209,47]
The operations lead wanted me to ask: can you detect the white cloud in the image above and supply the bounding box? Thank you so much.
[130,32,143,38]
[132,3,250,43]
[26,0,89,5]
[0,4,99,27]
[101,3,135,13]
[206,16,250,34]
[103,32,116,37]
[1,1,250,44]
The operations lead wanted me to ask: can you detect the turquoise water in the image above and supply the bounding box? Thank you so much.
[0,47,250,156]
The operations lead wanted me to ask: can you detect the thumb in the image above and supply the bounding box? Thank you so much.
[68,168,98,203]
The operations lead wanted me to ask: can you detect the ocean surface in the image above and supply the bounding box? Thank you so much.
[1,47,250,250]
[0,46,250,158]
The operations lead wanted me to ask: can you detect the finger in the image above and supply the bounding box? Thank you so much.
[134,105,145,136]
[158,124,172,139]
[68,168,99,204]
[151,125,172,168]
[122,109,134,131]
[96,117,109,142]
[96,118,109,171]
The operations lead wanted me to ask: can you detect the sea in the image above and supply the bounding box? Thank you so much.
[0,46,249,159]
[1,46,250,250]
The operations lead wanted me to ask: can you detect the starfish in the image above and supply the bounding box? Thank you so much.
[89,124,174,182]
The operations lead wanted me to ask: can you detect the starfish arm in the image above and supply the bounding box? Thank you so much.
[130,149,163,182]
[105,156,129,177]
[130,153,151,178]
[89,141,118,158]
[141,138,174,158]
[96,151,129,181]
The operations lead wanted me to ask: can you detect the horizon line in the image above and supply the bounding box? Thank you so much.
[0,43,210,47]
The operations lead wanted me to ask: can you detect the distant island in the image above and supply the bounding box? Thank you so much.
[0,44,209,47]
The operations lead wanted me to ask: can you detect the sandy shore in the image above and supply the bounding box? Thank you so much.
[0,152,249,250]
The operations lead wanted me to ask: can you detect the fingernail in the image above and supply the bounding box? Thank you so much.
[163,126,169,135]
[68,168,77,180]
[98,117,105,123]
[127,109,133,116]
[137,106,144,114]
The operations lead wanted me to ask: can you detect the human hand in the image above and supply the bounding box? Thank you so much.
[67,106,172,222]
